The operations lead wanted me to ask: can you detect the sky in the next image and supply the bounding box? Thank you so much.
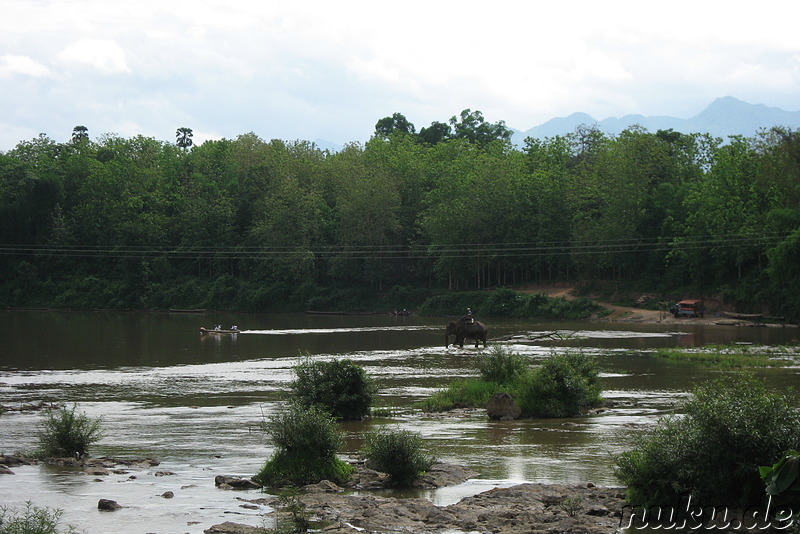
[1,0,799,151]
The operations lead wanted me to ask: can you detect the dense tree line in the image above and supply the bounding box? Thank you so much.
[1,113,799,318]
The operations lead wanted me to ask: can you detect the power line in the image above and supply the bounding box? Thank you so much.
[0,231,792,261]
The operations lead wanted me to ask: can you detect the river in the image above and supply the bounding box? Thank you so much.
[0,310,798,533]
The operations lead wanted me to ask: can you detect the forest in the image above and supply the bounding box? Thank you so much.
[1,110,799,319]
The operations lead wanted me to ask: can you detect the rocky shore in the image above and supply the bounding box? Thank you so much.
[209,461,627,534]
[2,454,627,532]
[297,481,626,534]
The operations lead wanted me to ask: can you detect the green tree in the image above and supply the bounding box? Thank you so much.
[175,127,193,150]
[374,112,416,138]
[71,125,89,144]
[449,109,513,146]
[418,121,451,145]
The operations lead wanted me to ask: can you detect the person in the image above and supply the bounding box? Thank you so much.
[214,324,222,331]
[460,308,474,324]
[230,325,238,331]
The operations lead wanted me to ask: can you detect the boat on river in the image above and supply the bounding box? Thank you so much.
[199,326,242,335]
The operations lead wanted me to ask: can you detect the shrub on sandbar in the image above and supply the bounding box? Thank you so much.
[255,403,353,487]
[291,357,376,420]
[36,404,102,458]
[511,352,603,417]
[361,428,436,486]
[477,345,528,384]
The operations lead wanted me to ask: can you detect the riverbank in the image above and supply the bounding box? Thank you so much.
[520,285,797,327]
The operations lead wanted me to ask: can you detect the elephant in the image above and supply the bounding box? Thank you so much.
[445,320,488,348]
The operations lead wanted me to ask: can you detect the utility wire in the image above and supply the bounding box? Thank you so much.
[0,232,792,260]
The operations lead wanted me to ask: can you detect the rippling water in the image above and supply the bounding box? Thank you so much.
[1,311,797,533]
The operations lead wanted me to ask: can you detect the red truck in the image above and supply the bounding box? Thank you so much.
[670,299,705,318]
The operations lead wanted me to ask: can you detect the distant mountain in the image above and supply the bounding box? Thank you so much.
[512,97,800,145]
[312,138,343,152]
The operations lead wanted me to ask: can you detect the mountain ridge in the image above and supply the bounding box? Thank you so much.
[513,96,800,144]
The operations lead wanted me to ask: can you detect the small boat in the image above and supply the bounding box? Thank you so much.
[200,327,242,335]
[721,311,764,320]
[305,310,384,316]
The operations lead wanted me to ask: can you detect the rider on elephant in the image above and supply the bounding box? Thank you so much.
[460,308,474,324]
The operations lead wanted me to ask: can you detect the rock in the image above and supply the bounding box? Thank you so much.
[97,498,122,511]
[154,470,176,476]
[128,458,161,468]
[203,521,264,533]
[415,462,479,488]
[342,464,389,490]
[0,465,14,475]
[236,496,275,506]
[486,392,522,420]
[161,491,174,498]
[339,461,477,491]
[45,457,80,466]
[300,481,627,534]
[0,455,29,467]
[304,479,344,493]
[214,475,262,490]
[84,467,109,476]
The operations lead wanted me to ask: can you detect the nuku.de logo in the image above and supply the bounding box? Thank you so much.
[620,494,795,530]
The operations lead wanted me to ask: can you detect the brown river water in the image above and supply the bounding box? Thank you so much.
[0,310,798,533]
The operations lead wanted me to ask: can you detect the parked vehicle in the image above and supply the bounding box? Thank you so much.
[670,299,705,318]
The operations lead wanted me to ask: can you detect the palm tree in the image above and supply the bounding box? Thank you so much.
[176,127,193,150]
[72,125,89,143]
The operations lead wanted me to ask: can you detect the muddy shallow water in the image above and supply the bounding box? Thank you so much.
[0,311,798,533]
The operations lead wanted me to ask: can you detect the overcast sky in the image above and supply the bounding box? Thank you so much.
[1,0,798,151]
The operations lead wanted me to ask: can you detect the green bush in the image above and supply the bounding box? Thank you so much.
[420,348,603,418]
[614,374,800,508]
[291,358,376,420]
[361,428,436,486]
[513,352,603,417]
[255,403,353,487]
[477,346,529,384]
[0,502,75,534]
[36,405,102,458]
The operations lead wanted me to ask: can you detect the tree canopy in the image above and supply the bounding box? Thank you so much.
[1,114,799,319]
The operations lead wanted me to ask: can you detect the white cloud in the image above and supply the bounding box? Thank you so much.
[0,54,52,78]
[1,0,799,150]
[57,39,130,74]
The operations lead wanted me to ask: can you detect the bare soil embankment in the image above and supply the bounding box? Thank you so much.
[517,285,795,327]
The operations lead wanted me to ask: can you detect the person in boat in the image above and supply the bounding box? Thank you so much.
[214,324,222,331]
[460,308,474,324]
[230,325,238,331]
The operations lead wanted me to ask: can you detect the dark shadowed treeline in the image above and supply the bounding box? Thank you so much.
[1,115,799,318]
